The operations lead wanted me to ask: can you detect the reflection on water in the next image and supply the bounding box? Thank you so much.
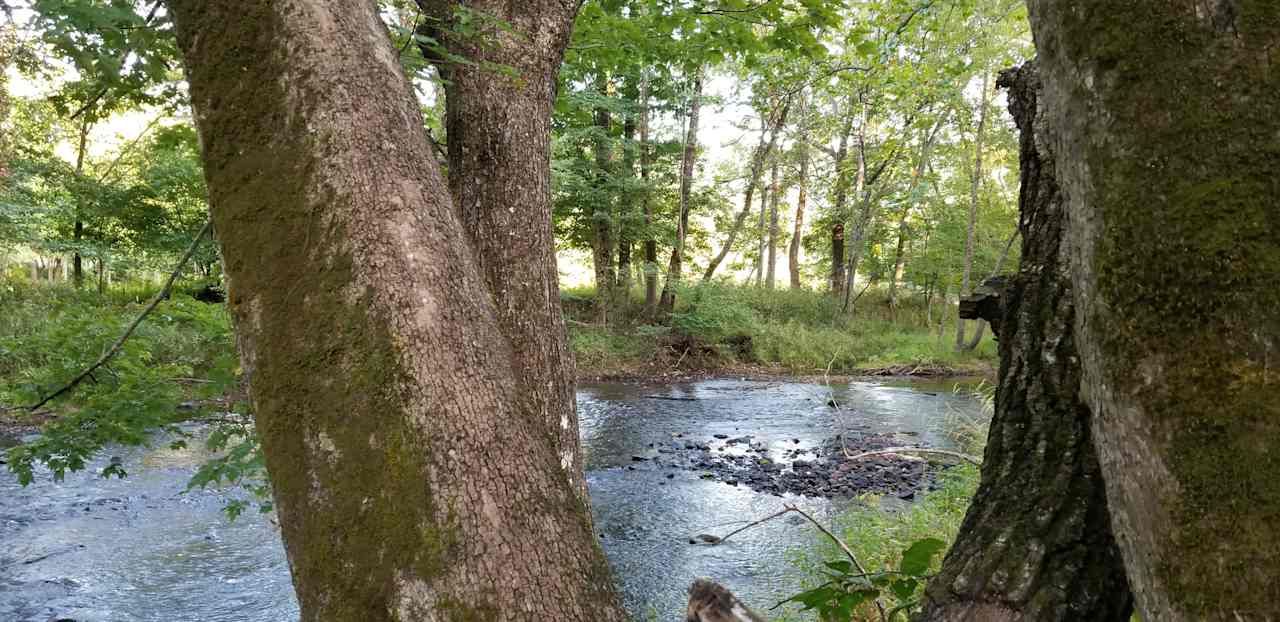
[0,378,984,621]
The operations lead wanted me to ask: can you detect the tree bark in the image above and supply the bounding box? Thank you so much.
[416,0,586,498]
[789,97,809,290]
[702,98,789,282]
[169,2,626,620]
[1027,3,1280,618]
[922,62,1132,622]
[658,72,702,314]
[957,71,990,350]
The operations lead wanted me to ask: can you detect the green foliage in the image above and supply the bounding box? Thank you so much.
[787,466,982,621]
[779,536,946,621]
[0,283,236,484]
[186,421,272,520]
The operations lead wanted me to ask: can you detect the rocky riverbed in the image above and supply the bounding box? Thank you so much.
[625,429,941,500]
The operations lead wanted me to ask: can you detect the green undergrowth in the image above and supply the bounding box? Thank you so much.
[564,282,996,377]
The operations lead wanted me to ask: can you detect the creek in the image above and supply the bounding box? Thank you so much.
[0,378,985,621]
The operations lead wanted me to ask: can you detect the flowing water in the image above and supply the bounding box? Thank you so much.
[0,378,985,621]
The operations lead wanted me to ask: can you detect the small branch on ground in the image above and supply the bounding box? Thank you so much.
[848,446,981,467]
[23,219,214,412]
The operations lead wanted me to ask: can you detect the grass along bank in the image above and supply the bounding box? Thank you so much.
[565,282,997,379]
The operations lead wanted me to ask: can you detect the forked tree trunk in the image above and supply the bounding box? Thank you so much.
[922,62,1132,622]
[169,2,626,620]
[417,0,586,497]
[703,99,790,282]
[659,73,702,314]
[1028,3,1280,618]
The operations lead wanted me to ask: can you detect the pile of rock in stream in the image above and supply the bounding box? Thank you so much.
[628,431,948,501]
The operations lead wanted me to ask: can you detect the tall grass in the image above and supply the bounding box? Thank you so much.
[563,282,996,376]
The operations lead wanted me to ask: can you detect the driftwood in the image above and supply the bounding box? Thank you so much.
[687,579,769,622]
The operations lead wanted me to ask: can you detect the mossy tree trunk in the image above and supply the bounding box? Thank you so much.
[1027,2,1280,618]
[169,1,627,620]
[416,0,588,497]
[921,63,1133,622]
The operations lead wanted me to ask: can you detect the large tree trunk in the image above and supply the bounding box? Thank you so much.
[169,2,626,620]
[830,223,846,295]
[658,73,702,314]
[789,97,809,290]
[922,62,1132,622]
[956,72,990,350]
[702,99,789,282]
[417,0,586,498]
[1027,4,1280,618]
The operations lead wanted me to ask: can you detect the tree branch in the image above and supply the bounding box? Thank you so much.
[24,219,214,412]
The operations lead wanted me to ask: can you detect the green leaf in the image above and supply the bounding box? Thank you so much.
[899,538,947,575]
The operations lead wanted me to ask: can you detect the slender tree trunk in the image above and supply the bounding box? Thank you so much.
[417,0,587,498]
[922,63,1132,622]
[789,98,809,290]
[888,120,943,309]
[617,112,637,311]
[658,72,702,314]
[842,115,872,305]
[764,161,779,290]
[639,79,658,311]
[72,119,89,290]
[170,2,626,621]
[703,98,790,282]
[828,101,855,298]
[590,77,616,324]
[1027,4,1280,618]
[957,71,990,350]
